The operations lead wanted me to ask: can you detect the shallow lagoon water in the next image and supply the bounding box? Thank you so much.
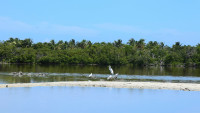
[1,72,200,84]
[1,64,200,84]
[0,86,199,113]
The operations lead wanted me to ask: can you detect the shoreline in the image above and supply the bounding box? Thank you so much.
[0,63,198,67]
[1,81,200,91]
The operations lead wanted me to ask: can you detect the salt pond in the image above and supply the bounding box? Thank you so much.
[0,86,199,113]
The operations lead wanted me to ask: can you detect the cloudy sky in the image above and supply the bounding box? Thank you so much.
[0,0,200,45]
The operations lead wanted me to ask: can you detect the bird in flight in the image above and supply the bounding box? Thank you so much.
[107,65,119,80]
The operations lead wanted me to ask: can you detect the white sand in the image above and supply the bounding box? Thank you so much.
[0,81,200,91]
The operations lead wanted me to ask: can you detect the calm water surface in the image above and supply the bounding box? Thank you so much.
[1,64,200,84]
[0,86,199,113]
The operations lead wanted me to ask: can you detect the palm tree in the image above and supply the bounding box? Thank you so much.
[69,39,76,49]
[21,38,33,48]
[114,39,122,47]
[127,38,136,46]
[50,40,55,50]
[136,39,145,49]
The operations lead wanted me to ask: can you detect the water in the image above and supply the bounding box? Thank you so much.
[1,64,200,84]
[0,86,199,113]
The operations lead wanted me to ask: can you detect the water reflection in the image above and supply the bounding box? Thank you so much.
[0,64,200,84]
[0,86,199,113]
[1,64,200,76]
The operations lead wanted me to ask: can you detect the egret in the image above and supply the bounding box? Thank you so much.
[107,75,113,80]
[107,73,119,80]
[113,73,118,79]
[108,65,114,75]
[88,73,96,78]
[107,66,119,80]
[88,73,93,78]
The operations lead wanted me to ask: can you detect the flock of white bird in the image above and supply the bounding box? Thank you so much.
[88,65,119,80]
[11,72,48,77]
[11,65,118,80]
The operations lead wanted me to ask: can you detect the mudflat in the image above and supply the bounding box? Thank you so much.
[0,81,200,91]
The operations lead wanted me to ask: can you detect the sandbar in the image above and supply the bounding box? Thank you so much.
[1,81,200,91]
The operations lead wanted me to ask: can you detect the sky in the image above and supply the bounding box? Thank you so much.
[0,0,200,46]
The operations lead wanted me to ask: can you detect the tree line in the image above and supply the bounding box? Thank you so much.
[0,37,200,66]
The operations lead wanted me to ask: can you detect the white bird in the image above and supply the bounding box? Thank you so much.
[113,73,118,79]
[88,73,96,79]
[88,73,93,78]
[109,65,114,75]
[107,73,119,80]
[107,66,119,80]
[107,75,113,80]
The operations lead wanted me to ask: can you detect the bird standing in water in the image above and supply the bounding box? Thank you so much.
[88,73,93,78]
[88,73,96,79]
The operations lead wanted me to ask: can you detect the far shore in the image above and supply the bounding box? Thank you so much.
[0,63,199,68]
[1,81,200,91]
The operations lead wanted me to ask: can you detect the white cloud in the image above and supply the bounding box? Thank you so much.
[0,17,33,32]
[94,23,200,45]
[95,23,187,37]
[0,17,98,37]
[0,17,199,45]
[95,23,141,33]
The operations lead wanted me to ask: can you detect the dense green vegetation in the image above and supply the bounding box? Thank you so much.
[0,38,200,66]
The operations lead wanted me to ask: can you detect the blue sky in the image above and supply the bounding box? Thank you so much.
[0,0,200,45]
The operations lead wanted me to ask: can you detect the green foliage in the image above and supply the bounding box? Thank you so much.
[0,37,200,66]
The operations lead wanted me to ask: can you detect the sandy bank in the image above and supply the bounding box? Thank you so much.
[0,81,200,91]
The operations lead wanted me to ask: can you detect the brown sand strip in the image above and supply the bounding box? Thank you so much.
[0,81,200,91]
